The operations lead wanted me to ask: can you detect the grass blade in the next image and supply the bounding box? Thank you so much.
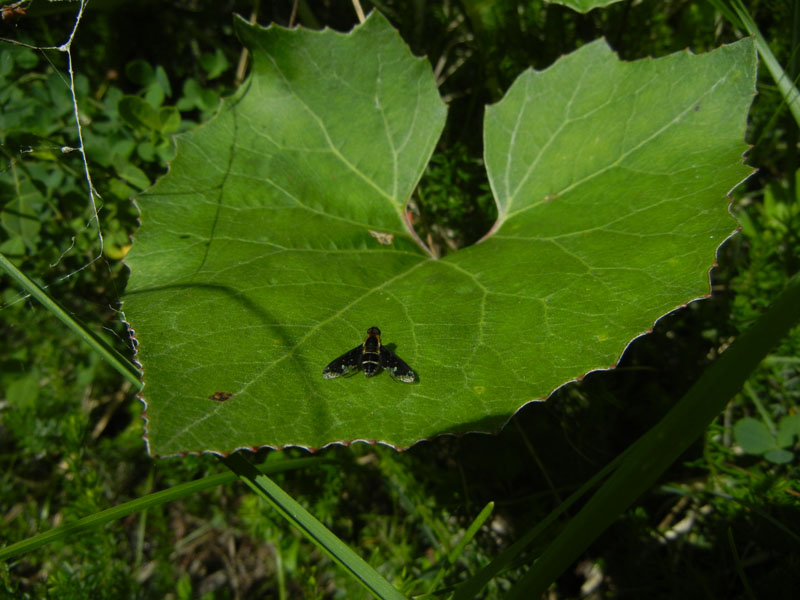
[420,501,496,596]
[0,252,141,389]
[713,0,800,125]
[0,457,322,561]
[506,272,800,597]
[448,501,494,565]
[452,450,626,599]
[221,453,405,600]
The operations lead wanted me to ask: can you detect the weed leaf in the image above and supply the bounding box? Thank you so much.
[123,14,756,455]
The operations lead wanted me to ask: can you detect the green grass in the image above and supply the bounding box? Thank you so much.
[2,1,800,598]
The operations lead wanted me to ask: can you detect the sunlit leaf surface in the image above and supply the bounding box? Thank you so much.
[123,14,756,455]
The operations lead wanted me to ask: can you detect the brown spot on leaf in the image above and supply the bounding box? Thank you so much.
[369,230,394,245]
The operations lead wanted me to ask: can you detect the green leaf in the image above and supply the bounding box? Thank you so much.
[154,65,173,98]
[200,48,230,80]
[118,95,160,131]
[777,414,800,447]
[115,162,151,191]
[763,448,794,465]
[0,235,26,257]
[144,84,166,110]
[126,59,155,86]
[177,77,219,112]
[157,105,181,133]
[547,0,624,13]
[1,186,43,250]
[734,417,777,454]
[122,14,756,456]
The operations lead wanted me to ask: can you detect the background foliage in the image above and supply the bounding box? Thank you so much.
[1,1,798,598]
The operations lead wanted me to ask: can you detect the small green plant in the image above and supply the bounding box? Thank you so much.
[734,415,800,464]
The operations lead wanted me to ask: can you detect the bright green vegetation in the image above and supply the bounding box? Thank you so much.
[2,1,799,598]
[124,14,756,455]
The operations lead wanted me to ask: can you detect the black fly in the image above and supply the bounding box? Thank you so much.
[322,327,416,383]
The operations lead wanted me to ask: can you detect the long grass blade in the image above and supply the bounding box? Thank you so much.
[452,449,626,599]
[448,501,494,565]
[221,453,405,600]
[712,0,800,125]
[0,456,322,561]
[506,272,800,597]
[0,252,141,389]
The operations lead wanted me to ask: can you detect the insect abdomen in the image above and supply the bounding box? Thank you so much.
[362,327,382,377]
[362,350,381,376]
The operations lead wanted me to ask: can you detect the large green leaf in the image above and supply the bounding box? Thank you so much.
[123,13,756,456]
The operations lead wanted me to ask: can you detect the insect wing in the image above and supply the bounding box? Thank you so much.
[379,346,416,383]
[322,345,363,379]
